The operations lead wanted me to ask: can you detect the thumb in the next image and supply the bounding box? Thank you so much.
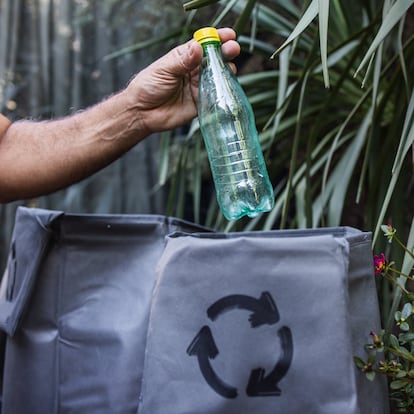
[164,40,203,76]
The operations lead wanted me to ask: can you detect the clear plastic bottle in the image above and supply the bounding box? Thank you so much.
[194,27,274,221]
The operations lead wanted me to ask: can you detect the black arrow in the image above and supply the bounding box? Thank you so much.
[207,291,279,328]
[187,326,238,399]
[246,326,293,397]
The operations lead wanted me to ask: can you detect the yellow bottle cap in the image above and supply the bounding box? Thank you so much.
[193,27,220,44]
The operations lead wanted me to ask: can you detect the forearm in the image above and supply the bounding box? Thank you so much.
[0,28,239,203]
[0,90,147,202]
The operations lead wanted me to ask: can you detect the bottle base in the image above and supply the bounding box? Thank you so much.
[221,196,274,221]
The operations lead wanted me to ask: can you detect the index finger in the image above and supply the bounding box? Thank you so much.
[217,27,237,43]
[217,28,240,61]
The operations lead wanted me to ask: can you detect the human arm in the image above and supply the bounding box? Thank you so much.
[0,28,240,203]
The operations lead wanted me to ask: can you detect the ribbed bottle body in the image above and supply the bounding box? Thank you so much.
[198,42,274,221]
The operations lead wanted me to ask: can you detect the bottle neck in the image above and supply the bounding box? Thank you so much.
[201,40,221,56]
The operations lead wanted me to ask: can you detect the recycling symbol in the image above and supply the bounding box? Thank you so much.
[187,291,293,399]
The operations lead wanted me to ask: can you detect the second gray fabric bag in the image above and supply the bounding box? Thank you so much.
[0,207,208,414]
[138,228,388,414]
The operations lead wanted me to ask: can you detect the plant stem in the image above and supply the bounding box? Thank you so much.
[387,267,414,283]
[394,235,414,260]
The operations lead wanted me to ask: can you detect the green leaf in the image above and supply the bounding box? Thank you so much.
[401,217,414,274]
[281,70,310,228]
[368,352,377,364]
[327,108,371,226]
[391,379,408,390]
[270,0,318,58]
[398,346,414,360]
[313,40,359,74]
[318,0,330,88]
[183,0,220,11]
[390,334,401,349]
[355,0,414,77]
[354,356,367,369]
[270,46,291,146]
[397,15,410,99]
[233,0,257,35]
[402,303,413,319]
[397,370,407,378]
[103,29,183,61]
[392,89,414,174]
[158,131,172,187]
[374,90,414,245]
[383,195,414,336]
[398,332,414,342]
[399,333,414,343]
[212,0,238,27]
[366,371,376,381]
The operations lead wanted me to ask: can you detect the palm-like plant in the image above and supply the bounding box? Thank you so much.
[160,0,413,247]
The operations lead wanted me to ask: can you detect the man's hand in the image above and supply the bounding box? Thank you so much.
[125,27,240,135]
[0,28,240,203]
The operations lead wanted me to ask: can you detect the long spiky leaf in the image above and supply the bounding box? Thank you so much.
[270,0,318,59]
[354,0,414,77]
[183,0,221,11]
[234,0,257,35]
[373,87,414,244]
[318,0,330,88]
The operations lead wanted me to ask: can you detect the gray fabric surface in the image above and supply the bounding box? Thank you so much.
[138,230,388,414]
[0,208,389,413]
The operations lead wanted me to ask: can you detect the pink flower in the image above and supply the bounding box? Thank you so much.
[374,253,386,275]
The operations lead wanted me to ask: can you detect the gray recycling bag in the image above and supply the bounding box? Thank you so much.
[0,207,388,413]
[139,229,389,414]
[0,207,208,414]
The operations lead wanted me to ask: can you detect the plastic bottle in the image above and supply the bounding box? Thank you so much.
[193,27,274,221]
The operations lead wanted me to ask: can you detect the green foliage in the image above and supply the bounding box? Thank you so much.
[161,0,414,238]
[357,223,414,412]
